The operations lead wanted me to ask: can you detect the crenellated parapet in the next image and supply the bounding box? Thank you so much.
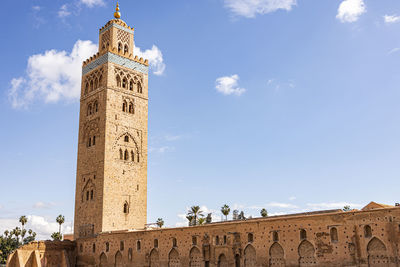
[99,19,134,34]
[82,47,149,68]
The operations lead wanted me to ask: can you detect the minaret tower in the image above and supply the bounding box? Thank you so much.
[74,3,149,239]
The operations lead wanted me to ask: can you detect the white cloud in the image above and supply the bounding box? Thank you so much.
[9,40,165,108]
[215,74,246,96]
[336,0,366,23]
[9,40,98,108]
[32,6,41,11]
[58,5,71,18]
[289,196,296,201]
[224,0,297,18]
[134,45,166,76]
[307,202,362,210]
[80,0,105,8]
[384,15,400,24]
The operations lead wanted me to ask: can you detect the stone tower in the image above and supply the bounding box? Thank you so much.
[74,5,149,239]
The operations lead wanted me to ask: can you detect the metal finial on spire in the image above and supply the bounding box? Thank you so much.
[114,1,121,19]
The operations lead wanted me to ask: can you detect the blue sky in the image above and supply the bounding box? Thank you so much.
[1,0,400,239]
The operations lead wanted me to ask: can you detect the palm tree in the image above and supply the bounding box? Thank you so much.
[221,204,230,221]
[156,218,164,228]
[188,206,203,226]
[14,227,21,244]
[21,229,27,241]
[56,215,65,235]
[4,230,9,238]
[198,217,206,225]
[260,208,268,217]
[19,216,28,232]
[186,215,194,226]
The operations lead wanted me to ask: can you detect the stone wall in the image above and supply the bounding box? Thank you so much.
[72,207,400,267]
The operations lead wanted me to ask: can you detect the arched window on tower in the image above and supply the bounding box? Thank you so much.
[92,136,96,146]
[99,75,102,87]
[131,151,135,162]
[124,44,129,54]
[124,136,129,142]
[118,42,122,53]
[90,80,94,91]
[123,202,129,214]
[116,75,121,87]
[119,149,123,160]
[88,137,92,147]
[154,239,159,248]
[94,78,98,89]
[137,82,142,93]
[129,102,134,114]
[122,101,127,112]
[122,78,127,89]
[124,150,129,160]
[85,83,89,95]
[129,80,134,91]
[94,101,98,112]
[90,190,94,200]
[87,104,92,116]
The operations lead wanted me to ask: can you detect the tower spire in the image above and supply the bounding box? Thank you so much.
[114,1,121,19]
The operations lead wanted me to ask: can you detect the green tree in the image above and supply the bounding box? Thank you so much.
[186,215,194,226]
[56,215,65,235]
[188,206,203,226]
[19,216,28,232]
[156,218,164,228]
[51,232,62,241]
[206,213,212,224]
[197,217,206,225]
[13,227,21,244]
[221,204,230,221]
[260,208,268,217]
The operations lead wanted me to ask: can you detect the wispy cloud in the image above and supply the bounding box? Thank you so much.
[384,15,400,24]
[149,146,175,154]
[289,196,296,201]
[388,48,400,55]
[165,135,183,142]
[267,78,295,91]
[58,4,71,18]
[33,202,56,209]
[224,0,297,18]
[336,0,366,23]
[306,202,362,210]
[215,74,246,96]
[80,0,105,8]
[32,5,45,28]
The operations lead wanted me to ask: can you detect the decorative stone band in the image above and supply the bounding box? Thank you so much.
[82,52,149,75]
[100,22,134,35]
